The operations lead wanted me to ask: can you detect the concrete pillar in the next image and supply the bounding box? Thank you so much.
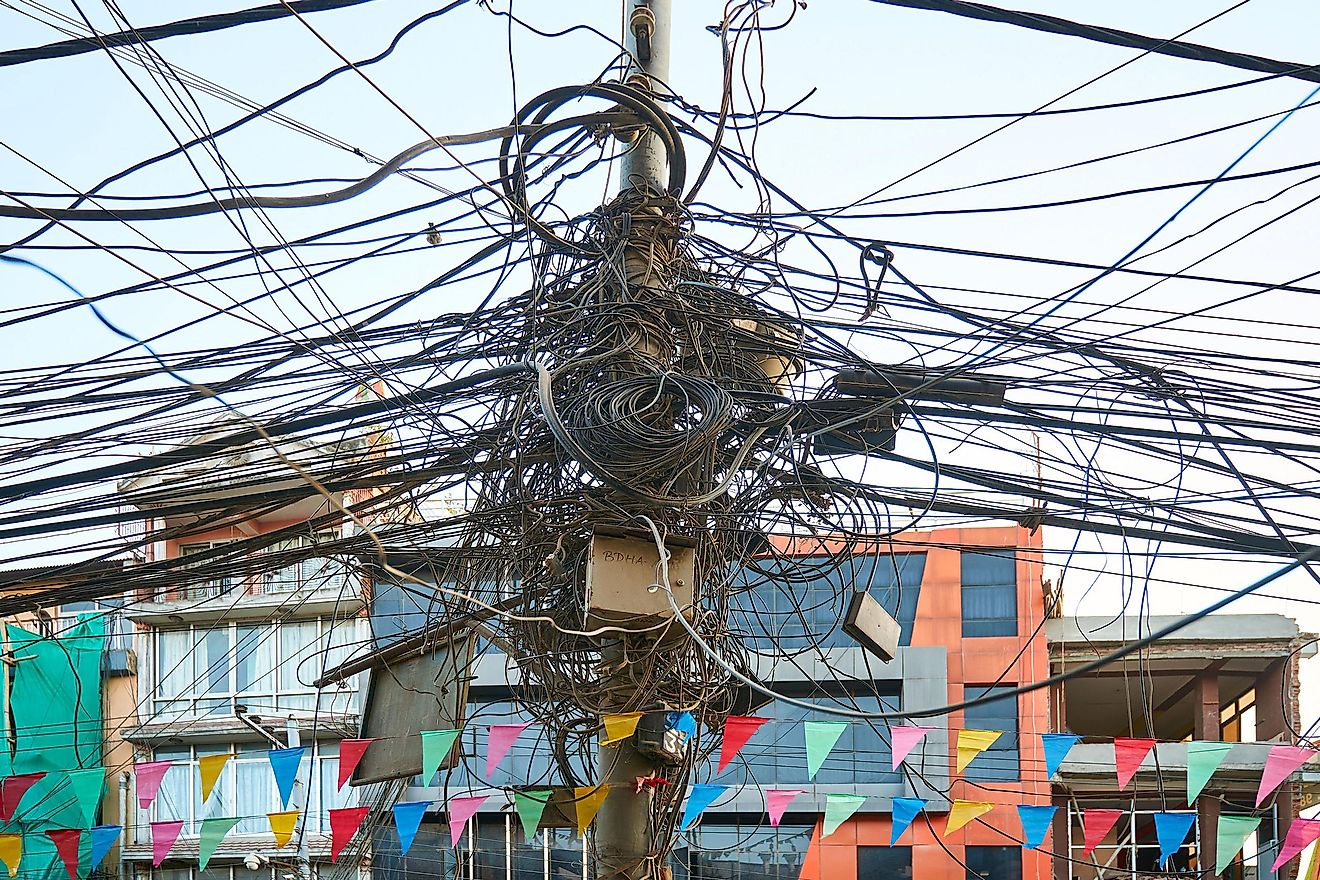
[1256,658,1287,741]
[1052,798,1071,880]
[1196,672,1220,879]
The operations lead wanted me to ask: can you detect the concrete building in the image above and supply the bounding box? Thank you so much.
[111,427,376,880]
[1048,614,1318,880]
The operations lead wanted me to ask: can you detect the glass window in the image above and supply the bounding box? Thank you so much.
[859,846,912,880]
[235,625,275,695]
[961,551,1017,637]
[157,630,191,700]
[963,687,1018,781]
[732,552,926,650]
[683,822,812,879]
[965,845,1021,880]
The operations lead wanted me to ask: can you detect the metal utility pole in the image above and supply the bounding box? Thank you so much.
[593,5,672,879]
[286,716,312,880]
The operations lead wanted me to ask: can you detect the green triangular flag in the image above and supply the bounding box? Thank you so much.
[64,769,104,827]
[822,793,867,839]
[420,729,461,783]
[805,721,848,780]
[514,790,552,842]
[1186,742,1233,804]
[198,817,241,869]
[1216,816,1261,875]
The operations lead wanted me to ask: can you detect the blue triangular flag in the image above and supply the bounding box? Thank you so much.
[1041,733,1080,779]
[89,824,121,869]
[1154,812,1197,866]
[1017,804,1057,850]
[668,712,698,743]
[267,747,306,810]
[680,784,727,831]
[392,800,431,856]
[891,797,926,845]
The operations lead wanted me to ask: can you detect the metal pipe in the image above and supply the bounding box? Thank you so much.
[620,0,672,193]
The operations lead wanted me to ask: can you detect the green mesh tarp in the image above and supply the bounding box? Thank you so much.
[3,617,105,880]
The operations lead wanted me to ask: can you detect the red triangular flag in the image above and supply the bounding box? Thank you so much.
[46,830,81,880]
[329,806,370,862]
[1114,738,1156,790]
[1082,808,1125,857]
[337,739,374,791]
[717,716,768,773]
[0,772,46,822]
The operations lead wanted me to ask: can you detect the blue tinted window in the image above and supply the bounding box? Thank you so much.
[963,686,1018,781]
[961,551,1017,638]
[709,691,901,785]
[733,553,926,650]
[677,822,813,879]
[859,846,913,879]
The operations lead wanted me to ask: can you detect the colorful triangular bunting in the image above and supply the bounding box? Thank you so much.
[1081,809,1124,857]
[890,726,932,770]
[88,825,120,870]
[198,754,233,802]
[0,772,46,822]
[392,800,431,855]
[1114,738,1156,790]
[64,769,103,827]
[514,790,552,841]
[0,834,19,878]
[268,747,305,810]
[267,811,300,848]
[1017,805,1056,850]
[1186,741,1233,804]
[717,716,768,773]
[1041,733,1080,779]
[805,722,848,780]
[420,729,461,783]
[1153,812,1196,867]
[956,729,1002,773]
[329,806,370,862]
[891,797,925,845]
[680,784,726,831]
[150,820,183,867]
[1257,745,1316,806]
[198,817,241,869]
[822,793,866,839]
[337,739,373,790]
[134,761,172,810]
[1216,815,1261,875]
[573,786,609,836]
[602,714,644,746]
[487,724,529,778]
[45,830,80,880]
[767,790,803,828]
[1272,818,1320,872]
[945,800,994,836]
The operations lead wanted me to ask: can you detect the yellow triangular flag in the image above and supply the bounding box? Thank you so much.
[944,800,995,836]
[0,833,19,878]
[268,810,301,847]
[601,713,644,745]
[955,729,1002,773]
[199,753,234,802]
[574,785,609,836]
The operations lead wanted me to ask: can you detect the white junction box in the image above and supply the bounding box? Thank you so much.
[585,531,696,630]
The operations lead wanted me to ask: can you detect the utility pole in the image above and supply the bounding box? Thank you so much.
[286,715,312,880]
[593,4,672,879]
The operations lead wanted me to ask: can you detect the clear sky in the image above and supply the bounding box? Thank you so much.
[3,0,1320,729]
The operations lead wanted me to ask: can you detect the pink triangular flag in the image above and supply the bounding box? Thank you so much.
[447,795,489,847]
[135,761,173,810]
[1114,738,1156,790]
[337,739,374,791]
[766,790,804,827]
[151,820,184,866]
[1257,745,1316,806]
[485,724,529,780]
[1272,818,1320,872]
[891,726,933,770]
[1081,809,1124,857]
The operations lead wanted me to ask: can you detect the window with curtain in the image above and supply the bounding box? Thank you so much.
[150,618,362,718]
[961,550,1017,637]
[962,686,1019,781]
